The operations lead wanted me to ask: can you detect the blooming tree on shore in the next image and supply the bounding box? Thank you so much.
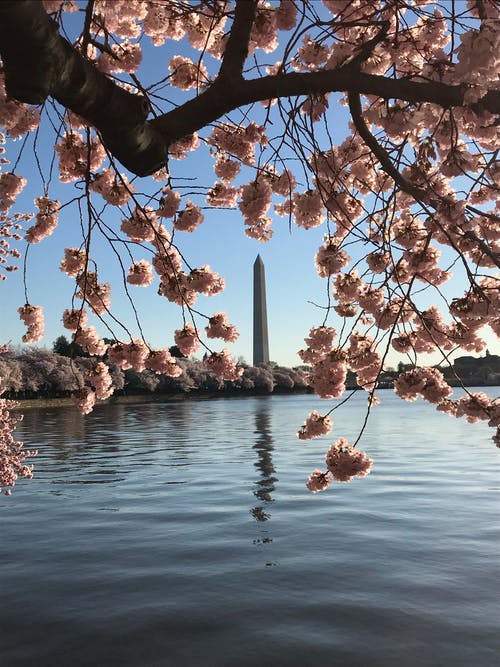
[0,345,37,495]
[0,0,499,494]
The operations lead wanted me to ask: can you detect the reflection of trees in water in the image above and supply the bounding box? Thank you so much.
[19,406,87,451]
[19,401,195,475]
[251,401,278,523]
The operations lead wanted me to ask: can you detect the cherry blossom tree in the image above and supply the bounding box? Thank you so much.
[0,0,499,494]
[0,345,37,495]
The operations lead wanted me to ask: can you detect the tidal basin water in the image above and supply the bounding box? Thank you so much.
[1,391,499,667]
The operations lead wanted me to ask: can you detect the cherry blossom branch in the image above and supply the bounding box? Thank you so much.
[347,90,427,202]
[0,0,167,175]
[1,1,499,179]
[347,91,500,270]
[152,70,500,161]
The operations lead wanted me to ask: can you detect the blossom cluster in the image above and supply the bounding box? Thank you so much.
[205,313,239,343]
[174,323,200,357]
[0,206,24,280]
[1,345,37,495]
[75,272,111,315]
[306,439,373,493]
[0,73,40,139]
[18,304,44,343]
[55,132,106,182]
[0,173,26,213]
[73,326,108,356]
[204,349,243,381]
[25,197,60,244]
[394,367,453,404]
[90,169,135,206]
[297,410,333,440]
[127,259,154,286]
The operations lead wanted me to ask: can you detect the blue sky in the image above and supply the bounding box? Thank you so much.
[1,4,498,368]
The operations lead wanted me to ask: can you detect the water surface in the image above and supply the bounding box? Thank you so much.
[1,392,499,666]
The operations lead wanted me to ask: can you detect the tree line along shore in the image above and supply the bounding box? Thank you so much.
[1,337,499,406]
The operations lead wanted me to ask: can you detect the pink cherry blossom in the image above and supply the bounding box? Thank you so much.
[127,259,154,286]
[121,206,158,243]
[394,367,452,404]
[306,469,332,493]
[90,169,135,206]
[238,180,273,223]
[145,349,183,377]
[301,94,329,122]
[98,40,142,74]
[168,55,208,90]
[296,34,329,69]
[1,345,37,494]
[55,132,106,182]
[157,188,181,218]
[205,312,239,343]
[208,122,266,165]
[292,190,326,229]
[152,247,182,279]
[204,349,243,381]
[108,339,149,372]
[276,0,298,31]
[455,392,499,425]
[158,273,197,307]
[62,307,88,331]
[174,202,204,232]
[174,323,200,357]
[60,247,87,277]
[71,386,96,415]
[18,304,44,343]
[25,197,60,243]
[73,326,108,356]
[307,351,348,399]
[249,5,278,54]
[315,237,350,277]
[75,272,111,315]
[88,361,114,400]
[366,251,391,274]
[266,168,297,196]
[206,182,240,208]
[244,216,273,242]
[325,439,373,482]
[298,326,337,364]
[214,156,241,183]
[0,173,26,212]
[188,266,225,295]
[297,410,333,440]
[0,72,41,139]
[168,133,200,160]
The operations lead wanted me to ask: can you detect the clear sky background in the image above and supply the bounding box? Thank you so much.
[1,3,498,368]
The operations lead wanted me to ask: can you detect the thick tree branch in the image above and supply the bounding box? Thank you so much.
[0,0,168,175]
[1,1,499,177]
[151,68,500,156]
[216,0,257,83]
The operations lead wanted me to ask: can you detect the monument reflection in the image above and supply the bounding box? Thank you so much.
[251,400,278,522]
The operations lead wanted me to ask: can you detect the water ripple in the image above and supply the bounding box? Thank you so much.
[1,393,499,667]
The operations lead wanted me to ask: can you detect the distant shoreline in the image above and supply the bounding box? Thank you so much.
[11,384,499,411]
[11,387,315,410]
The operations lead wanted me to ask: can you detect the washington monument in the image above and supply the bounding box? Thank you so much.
[253,255,270,366]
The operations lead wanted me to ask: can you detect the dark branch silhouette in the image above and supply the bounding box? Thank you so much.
[1,0,499,176]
